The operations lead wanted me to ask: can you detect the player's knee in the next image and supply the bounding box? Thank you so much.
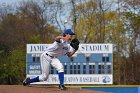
[40,74,49,81]
[42,76,48,81]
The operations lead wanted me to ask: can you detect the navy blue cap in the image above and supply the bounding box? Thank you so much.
[64,29,75,35]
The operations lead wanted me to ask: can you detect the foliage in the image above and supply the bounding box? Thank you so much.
[0,49,26,84]
[0,0,60,84]
[0,0,140,85]
[71,0,140,84]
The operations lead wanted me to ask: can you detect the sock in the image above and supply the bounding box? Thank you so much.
[29,76,39,83]
[58,72,64,85]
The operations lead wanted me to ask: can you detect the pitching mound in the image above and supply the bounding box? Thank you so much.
[0,85,108,93]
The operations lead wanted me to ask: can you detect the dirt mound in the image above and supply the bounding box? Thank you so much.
[0,85,108,93]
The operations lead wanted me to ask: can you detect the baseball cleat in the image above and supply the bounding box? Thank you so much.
[58,85,67,90]
[23,77,30,86]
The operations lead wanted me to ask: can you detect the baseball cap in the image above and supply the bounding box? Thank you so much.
[64,29,75,35]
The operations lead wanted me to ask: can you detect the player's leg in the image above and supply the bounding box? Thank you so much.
[39,54,51,81]
[23,54,51,85]
[51,58,66,90]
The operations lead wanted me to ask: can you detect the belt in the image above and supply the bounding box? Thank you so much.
[46,53,54,58]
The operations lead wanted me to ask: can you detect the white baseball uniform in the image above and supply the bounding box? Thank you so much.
[39,39,73,81]
[23,28,75,90]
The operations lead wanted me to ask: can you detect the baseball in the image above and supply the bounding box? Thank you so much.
[64,19,67,23]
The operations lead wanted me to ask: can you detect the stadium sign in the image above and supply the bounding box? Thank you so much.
[26,44,113,84]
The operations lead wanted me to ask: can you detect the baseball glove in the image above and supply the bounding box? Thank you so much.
[70,38,80,51]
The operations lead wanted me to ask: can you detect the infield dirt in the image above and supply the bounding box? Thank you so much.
[0,85,109,93]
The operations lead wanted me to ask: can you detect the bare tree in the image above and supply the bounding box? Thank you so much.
[17,0,60,43]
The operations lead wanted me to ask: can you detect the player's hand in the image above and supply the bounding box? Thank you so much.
[55,36,63,43]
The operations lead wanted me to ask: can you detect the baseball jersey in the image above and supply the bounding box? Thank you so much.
[43,39,72,57]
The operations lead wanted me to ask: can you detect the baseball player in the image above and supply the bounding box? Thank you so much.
[23,29,79,90]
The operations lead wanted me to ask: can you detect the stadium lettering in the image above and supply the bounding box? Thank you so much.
[80,77,100,82]
[30,65,40,69]
[30,45,48,52]
[29,70,41,74]
[51,77,59,82]
[64,77,79,82]
[81,44,109,52]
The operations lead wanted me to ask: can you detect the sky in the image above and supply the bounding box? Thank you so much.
[0,0,22,4]
[0,0,68,5]
[0,0,118,30]
[0,0,72,30]
[0,0,24,7]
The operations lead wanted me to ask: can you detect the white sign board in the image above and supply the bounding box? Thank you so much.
[26,44,113,84]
